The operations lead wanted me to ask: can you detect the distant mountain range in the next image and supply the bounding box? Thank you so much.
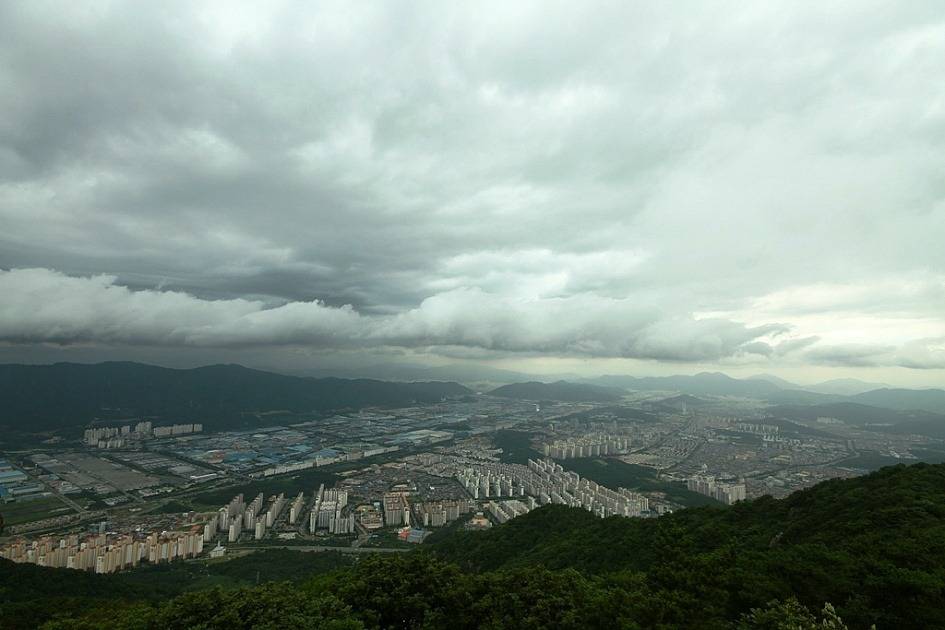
[768,402,945,438]
[484,371,945,438]
[0,362,471,438]
[575,371,945,415]
[586,372,780,397]
[768,402,937,426]
[295,363,939,413]
[748,374,891,396]
[851,387,945,413]
[808,378,893,396]
[3,361,943,443]
[766,387,945,415]
[300,362,537,386]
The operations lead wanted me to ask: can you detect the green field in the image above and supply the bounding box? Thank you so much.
[361,529,413,548]
[1,496,75,526]
[562,457,722,507]
[150,499,195,515]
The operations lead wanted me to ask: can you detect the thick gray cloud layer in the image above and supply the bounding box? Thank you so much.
[1,2,944,376]
[0,268,785,361]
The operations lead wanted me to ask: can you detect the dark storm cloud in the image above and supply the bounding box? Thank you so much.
[802,340,945,371]
[1,2,944,375]
[805,344,895,368]
[0,268,784,362]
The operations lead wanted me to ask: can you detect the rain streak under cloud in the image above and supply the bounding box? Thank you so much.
[1,2,944,385]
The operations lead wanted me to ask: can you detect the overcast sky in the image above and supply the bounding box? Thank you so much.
[1,2,943,386]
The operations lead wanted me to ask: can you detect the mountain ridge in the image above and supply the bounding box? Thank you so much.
[582,371,944,414]
[0,361,471,439]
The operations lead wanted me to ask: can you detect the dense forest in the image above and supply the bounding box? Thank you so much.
[2,462,944,628]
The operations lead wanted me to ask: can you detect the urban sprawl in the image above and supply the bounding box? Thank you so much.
[1,391,937,574]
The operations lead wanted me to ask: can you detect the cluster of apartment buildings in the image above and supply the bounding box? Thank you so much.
[309,485,356,534]
[382,491,410,527]
[209,491,285,542]
[457,462,529,499]
[0,529,204,573]
[153,423,203,438]
[288,491,306,526]
[412,499,474,527]
[542,434,631,459]
[486,498,535,523]
[687,472,747,505]
[83,421,202,448]
[455,458,650,519]
[527,459,651,518]
[83,421,153,447]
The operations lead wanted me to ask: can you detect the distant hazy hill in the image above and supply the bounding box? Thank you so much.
[762,388,846,406]
[851,387,945,415]
[806,377,891,396]
[768,401,933,424]
[769,401,945,438]
[0,362,470,436]
[747,373,800,388]
[755,376,892,397]
[588,371,945,416]
[489,380,623,402]
[302,362,537,385]
[589,371,781,397]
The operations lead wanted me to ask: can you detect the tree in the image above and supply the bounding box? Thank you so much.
[737,598,854,630]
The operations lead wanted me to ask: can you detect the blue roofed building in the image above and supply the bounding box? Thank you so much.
[0,470,29,484]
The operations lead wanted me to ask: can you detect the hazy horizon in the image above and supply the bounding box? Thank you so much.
[2,351,941,391]
[1,2,943,387]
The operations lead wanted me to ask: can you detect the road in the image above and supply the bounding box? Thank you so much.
[230,544,409,554]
